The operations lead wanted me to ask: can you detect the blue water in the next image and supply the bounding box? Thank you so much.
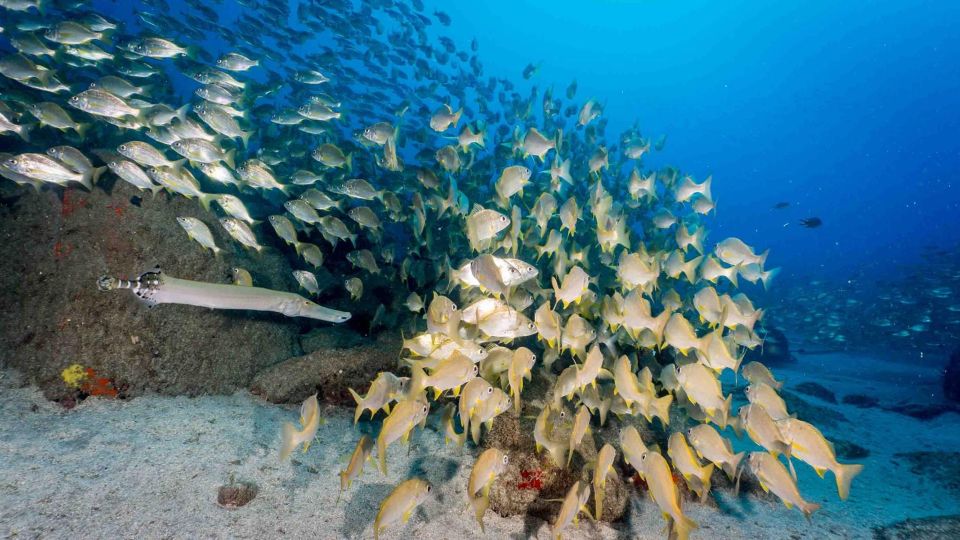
[435,0,960,284]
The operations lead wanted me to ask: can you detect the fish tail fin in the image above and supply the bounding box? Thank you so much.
[345,152,353,174]
[198,192,216,212]
[595,489,604,521]
[730,413,744,438]
[79,165,103,191]
[673,514,698,540]
[786,451,798,481]
[452,108,462,128]
[653,394,673,426]
[17,123,31,143]
[718,393,732,430]
[75,123,90,138]
[726,264,739,287]
[377,436,387,475]
[759,249,770,268]
[470,417,482,445]
[700,463,715,502]
[409,364,427,398]
[555,128,563,154]
[240,129,252,148]
[185,45,201,61]
[835,463,863,501]
[279,422,298,461]
[171,158,187,173]
[761,267,781,290]
[174,103,190,123]
[223,148,236,169]
[470,495,489,533]
[727,452,746,480]
[801,501,821,522]
[347,388,363,424]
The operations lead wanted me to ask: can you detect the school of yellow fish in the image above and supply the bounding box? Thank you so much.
[0,1,863,539]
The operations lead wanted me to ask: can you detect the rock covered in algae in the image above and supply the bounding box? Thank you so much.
[0,181,301,401]
[482,411,629,522]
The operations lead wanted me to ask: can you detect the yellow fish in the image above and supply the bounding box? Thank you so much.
[374,478,431,540]
[279,394,320,461]
[467,448,509,532]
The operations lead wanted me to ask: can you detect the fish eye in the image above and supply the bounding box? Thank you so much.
[486,387,493,394]
[502,455,509,464]
[641,454,647,461]
[426,485,432,492]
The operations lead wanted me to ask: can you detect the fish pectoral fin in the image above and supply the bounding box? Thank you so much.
[784,501,793,510]
[759,481,769,493]
[814,467,827,479]
[452,385,462,397]
[402,509,413,523]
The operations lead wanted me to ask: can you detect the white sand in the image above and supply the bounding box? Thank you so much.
[1,351,958,539]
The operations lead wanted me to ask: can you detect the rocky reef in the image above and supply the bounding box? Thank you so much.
[0,180,303,402]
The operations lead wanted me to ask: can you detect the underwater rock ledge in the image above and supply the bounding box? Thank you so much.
[0,180,302,401]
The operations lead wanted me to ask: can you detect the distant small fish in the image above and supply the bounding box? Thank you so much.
[773,201,790,209]
[522,62,540,79]
[799,217,823,228]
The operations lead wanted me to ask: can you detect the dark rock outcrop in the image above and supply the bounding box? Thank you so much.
[0,181,314,401]
[744,326,794,366]
[250,328,401,404]
[781,390,847,429]
[843,394,880,408]
[894,451,960,493]
[793,381,837,403]
[873,515,960,540]
[945,348,960,403]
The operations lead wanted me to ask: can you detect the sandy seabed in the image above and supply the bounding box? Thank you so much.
[1,350,958,540]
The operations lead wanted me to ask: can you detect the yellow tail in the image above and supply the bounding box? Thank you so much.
[672,514,698,540]
[470,495,489,533]
[348,388,366,424]
[279,422,298,461]
[835,463,864,501]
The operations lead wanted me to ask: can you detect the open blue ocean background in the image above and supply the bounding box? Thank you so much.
[431,0,960,285]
